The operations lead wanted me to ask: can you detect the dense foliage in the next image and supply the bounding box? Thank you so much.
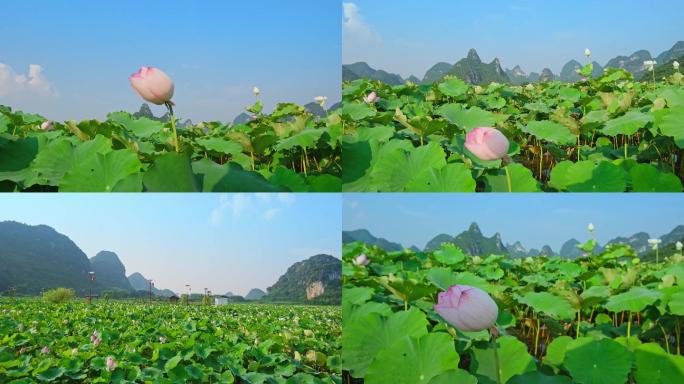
[0,102,341,192]
[0,301,341,383]
[342,68,684,192]
[42,288,75,305]
[342,240,684,383]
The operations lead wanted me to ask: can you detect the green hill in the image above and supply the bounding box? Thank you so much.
[264,254,341,304]
[342,229,404,251]
[423,62,455,84]
[342,62,405,85]
[245,288,266,300]
[89,251,133,293]
[0,221,92,295]
[424,222,508,255]
[445,49,510,84]
[605,49,652,79]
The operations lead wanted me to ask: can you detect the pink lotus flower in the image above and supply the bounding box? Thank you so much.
[91,331,101,345]
[40,121,52,131]
[354,254,370,266]
[129,66,174,105]
[41,346,50,354]
[363,92,379,104]
[433,285,498,332]
[464,127,509,161]
[106,356,116,371]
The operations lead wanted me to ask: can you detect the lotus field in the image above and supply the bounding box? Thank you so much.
[341,240,684,383]
[0,301,341,383]
[341,68,684,192]
[0,104,341,192]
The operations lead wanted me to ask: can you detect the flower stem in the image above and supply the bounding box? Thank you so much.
[534,317,540,357]
[627,311,632,339]
[538,143,543,180]
[165,102,179,153]
[659,324,670,353]
[492,330,501,384]
[504,165,512,192]
[576,310,581,338]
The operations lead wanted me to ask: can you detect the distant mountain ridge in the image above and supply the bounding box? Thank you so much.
[0,221,332,303]
[342,229,404,252]
[343,41,684,85]
[343,224,684,259]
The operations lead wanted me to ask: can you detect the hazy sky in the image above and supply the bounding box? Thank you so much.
[343,194,684,252]
[0,193,341,296]
[343,0,684,78]
[0,0,341,122]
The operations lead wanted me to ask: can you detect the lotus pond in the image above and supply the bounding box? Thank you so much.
[342,241,684,383]
[0,300,341,383]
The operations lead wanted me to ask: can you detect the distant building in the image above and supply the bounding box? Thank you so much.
[214,295,230,305]
[169,295,180,303]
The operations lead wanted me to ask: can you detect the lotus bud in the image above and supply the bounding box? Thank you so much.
[354,254,370,266]
[106,356,116,371]
[587,223,594,232]
[676,241,683,251]
[433,285,498,332]
[363,91,379,104]
[253,86,260,96]
[674,61,680,70]
[40,121,52,131]
[129,66,174,105]
[464,127,510,161]
[584,48,591,57]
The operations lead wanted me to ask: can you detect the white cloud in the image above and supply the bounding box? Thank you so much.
[276,193,296,205]
[211,193,295,224]
[343,2,381,44]
[264,208,281,221]
[211,194,251,224]
[0,63,58,97]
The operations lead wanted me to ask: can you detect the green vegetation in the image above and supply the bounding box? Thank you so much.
[0,300,341,383]
[342,67,684,192]
[0,101,341,192]
[342,240,684,383]
[42,288,75,304]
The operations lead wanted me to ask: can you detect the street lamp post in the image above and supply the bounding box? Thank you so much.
[149,279,154,305]
[88,272,96,304]
[185,284,191,305]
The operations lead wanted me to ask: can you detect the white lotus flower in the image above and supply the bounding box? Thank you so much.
[314,96,327,107]
[674,61,680,70]
[354,254,370,266]
[676,241,683,251]
[587,223,594,232]
[252,86,260,96]
[644,60,657,71]
[648,238,662,250]
[584,48,591,57]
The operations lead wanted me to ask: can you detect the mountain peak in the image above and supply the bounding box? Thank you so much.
[468,222,481,234]
[467,48,481,63]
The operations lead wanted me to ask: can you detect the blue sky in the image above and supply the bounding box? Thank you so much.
[0,193,341,296]
[343,0,684,78]
[0,0,341,122]
[343,194,684,252]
